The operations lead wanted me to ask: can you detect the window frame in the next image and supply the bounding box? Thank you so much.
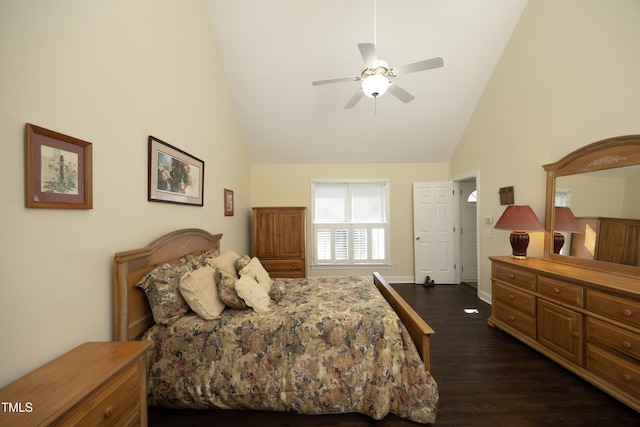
[311,179,391,268]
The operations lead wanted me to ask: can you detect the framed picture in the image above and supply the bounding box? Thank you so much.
[499,186,514,205]
[25,123,93,209]
[224,188,234,216]
[148,136,204,206]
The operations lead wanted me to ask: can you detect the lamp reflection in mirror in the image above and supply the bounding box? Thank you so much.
[553,206,583,254]
[494,205,545,259]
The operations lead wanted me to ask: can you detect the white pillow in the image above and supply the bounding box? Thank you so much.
[239,257,272,290]
[235,274,271,314]
[179,265,226,320]
[208,249,241,278]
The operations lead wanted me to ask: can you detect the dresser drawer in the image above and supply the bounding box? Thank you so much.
[56,362,140,426]
[587,343,640,398]
[493,301,536,339]
[539,275,583,307]
[493,263,537,291]
[587,317,640,361]
[260,258,304,275]
[587,290,640,329]
[494,282,536,316]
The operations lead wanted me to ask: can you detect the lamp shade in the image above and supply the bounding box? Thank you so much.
[494,205,544,232]
[361,74,390,98]
[554,206,583,233]
[553,206,583,254]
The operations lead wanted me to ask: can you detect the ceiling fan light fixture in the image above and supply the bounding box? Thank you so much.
[361,74,390,98]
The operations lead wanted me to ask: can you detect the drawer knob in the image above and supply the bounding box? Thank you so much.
[622,374,632,383]
[508,294,515,300]
[508,274,515,279]
[509,315,515,321]
[571,332,579,339]
[104,405,114,418]
[552,287,560,294]
[622,341,632,350]
[622,308,633,317]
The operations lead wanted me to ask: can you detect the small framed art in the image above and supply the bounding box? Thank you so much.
[25,123,93,209]
[148,136,204,206]
[224,188,234,216]
[499,186,514,205]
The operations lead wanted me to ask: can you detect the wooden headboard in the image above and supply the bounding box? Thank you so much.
[113,228,222,341]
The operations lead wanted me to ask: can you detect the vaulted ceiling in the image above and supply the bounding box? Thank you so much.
[206,0,528,164]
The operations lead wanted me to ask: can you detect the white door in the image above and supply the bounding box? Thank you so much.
[413,182,455,284]
[460,181,478,282]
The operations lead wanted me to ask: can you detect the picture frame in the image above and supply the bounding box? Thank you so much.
[499,186,514,205]
[25,123,93,209]
[148,136,204,206]
[224,188,234,216]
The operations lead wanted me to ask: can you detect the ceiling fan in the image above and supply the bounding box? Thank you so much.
[312,43,444,108]
[311,0,444,109]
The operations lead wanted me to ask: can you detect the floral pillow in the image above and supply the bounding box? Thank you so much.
[269,279,286,302]
[136,257,194,325]
[217,268,248,310]
[189,249,221,268]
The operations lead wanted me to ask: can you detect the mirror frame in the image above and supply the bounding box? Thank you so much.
[543,134,640,277]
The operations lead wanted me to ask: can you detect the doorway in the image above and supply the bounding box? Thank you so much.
[457,179,478,288]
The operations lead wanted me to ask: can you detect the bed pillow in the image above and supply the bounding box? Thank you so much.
[235,274,271,313]
[208,249,241,278]
[235,254,252,272]
[217,268,248,310]
[239,257,273,290]
[269,279,286,302]
[136,258,193,325]
[179,265,225,320]
[189,249,221,268]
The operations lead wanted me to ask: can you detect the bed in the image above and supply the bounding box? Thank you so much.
[113,228,438,423]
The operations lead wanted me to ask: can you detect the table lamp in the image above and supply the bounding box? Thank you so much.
[494,205,545,259]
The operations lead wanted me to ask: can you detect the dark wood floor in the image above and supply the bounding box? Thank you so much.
[148,283,639,426]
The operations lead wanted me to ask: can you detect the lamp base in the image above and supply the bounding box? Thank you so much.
[510,231,530,259]
[553,232,565,254]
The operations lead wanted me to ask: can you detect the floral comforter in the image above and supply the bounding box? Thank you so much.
[142,276,438,423]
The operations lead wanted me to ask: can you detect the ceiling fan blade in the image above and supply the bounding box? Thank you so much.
[358,43,378,68]
[344,89,364,109]
[387,83,415,103]
[312,76,357,86]
[392,57,444,75]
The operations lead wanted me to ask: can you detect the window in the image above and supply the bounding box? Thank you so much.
[312,180,390,266]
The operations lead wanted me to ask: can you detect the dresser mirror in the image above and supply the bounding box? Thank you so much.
[543,135,640,277]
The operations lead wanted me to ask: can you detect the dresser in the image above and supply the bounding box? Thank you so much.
[489,256,640,412]
[252,207,306,278]
[0,341,151,426]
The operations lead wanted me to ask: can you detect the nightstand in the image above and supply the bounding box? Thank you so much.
[0,341,151,426]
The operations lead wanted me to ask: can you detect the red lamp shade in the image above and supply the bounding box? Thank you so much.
[553,206,583,253]
[494,205,545,259]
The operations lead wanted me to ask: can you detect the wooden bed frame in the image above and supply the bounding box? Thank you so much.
[113,228,434,370]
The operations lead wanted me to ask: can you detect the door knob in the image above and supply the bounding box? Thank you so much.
[415,236,420,240]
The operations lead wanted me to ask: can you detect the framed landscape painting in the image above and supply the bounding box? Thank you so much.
[25,123,93,209]
[148,136,204,206]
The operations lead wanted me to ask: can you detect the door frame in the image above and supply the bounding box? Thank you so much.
[452,170,481,296]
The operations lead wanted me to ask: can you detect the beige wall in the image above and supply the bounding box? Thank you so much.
[250,163,449,280]
[450,0,640,300]
[0,0,250,386]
